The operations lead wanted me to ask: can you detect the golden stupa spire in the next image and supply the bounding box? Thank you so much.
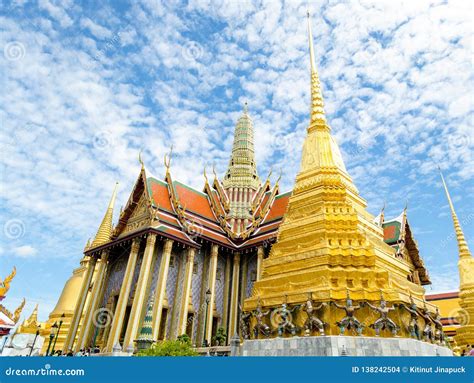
[91,182,119,248]
[307,10,327,129]
[298,10,351,179]
[439,168,472,259]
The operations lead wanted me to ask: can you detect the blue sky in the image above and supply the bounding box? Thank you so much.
[1,0,473,323]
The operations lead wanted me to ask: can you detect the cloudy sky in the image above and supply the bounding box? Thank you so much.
[1,0,473,322]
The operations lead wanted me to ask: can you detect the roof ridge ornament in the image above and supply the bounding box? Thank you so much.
[164,145,173,174]
[138,149,144,169]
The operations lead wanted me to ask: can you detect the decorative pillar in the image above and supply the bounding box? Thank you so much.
[75,250,109,351]
[228,252,240,339]
[240,256,248,303]
[222,254,231,331]
[123,234,157,350]
[152,239,173,341]
[205,244,219,344]
[177,248,196,336]
[105,238,141,352]
[256,246,264,281]
[63,256,97,352]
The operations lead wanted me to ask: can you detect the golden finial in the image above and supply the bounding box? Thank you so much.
[243,101,249,114]
[138,149,144,169]
[276,169,282,184]
[203,166,208,184]
[164,145,173,173]
[0,267,16,297]
[438,167,472,259]
[306,8,327,127]
[212,163,218,181]
[265,167,273,182]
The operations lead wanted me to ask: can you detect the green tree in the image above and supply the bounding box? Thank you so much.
[137,335,198,356]
[212,327,227,346]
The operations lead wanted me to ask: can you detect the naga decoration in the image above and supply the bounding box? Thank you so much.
[399,295,420,339]
[332,290,363,336]
[364,291,399,336]
[302,292,327,336]
[0,267,16,298]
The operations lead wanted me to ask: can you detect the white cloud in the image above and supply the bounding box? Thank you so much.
[12,245,38,258]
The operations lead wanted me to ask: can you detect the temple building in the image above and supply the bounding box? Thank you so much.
[50,11,467,354]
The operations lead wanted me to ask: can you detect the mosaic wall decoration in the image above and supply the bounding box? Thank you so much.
[191,248,204,343]
[215,253,226,318]
[166,248,184,336]
[100,250,128,309]
[246,253,257,298]
[128,249,144,304]
[145,242,164,307]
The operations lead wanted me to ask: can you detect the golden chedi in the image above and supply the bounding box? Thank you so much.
[439,170,474,353]
[244,12,436,339]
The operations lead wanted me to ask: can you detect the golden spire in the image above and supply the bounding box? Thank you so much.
[91,182,119,248]
[23,303,38,326]
[307,10,327,129]
[439,168,472,259]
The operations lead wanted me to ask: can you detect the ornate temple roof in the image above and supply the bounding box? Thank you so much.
[379,209,431,285]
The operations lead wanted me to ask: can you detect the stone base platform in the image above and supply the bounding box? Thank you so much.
[235,336,453,356]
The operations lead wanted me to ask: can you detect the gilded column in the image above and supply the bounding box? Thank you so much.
[75,250,109,351]
[240,256,248,304]
[222,254,231,330]
[205,244,219,344]
[105,238,141,352]
[152,239,173,341]
[256,246,264,281]
[63,256,97,352]
[228,252,240,339]
[123,234,157,350]
[177,248,196,336]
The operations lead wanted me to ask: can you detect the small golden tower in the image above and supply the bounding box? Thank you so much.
[90,182,119,248]
[439,170,474,351]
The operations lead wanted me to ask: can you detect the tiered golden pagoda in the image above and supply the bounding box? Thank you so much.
[40,184,118,354]
[244,12,436,337]
[439,170,474,352]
